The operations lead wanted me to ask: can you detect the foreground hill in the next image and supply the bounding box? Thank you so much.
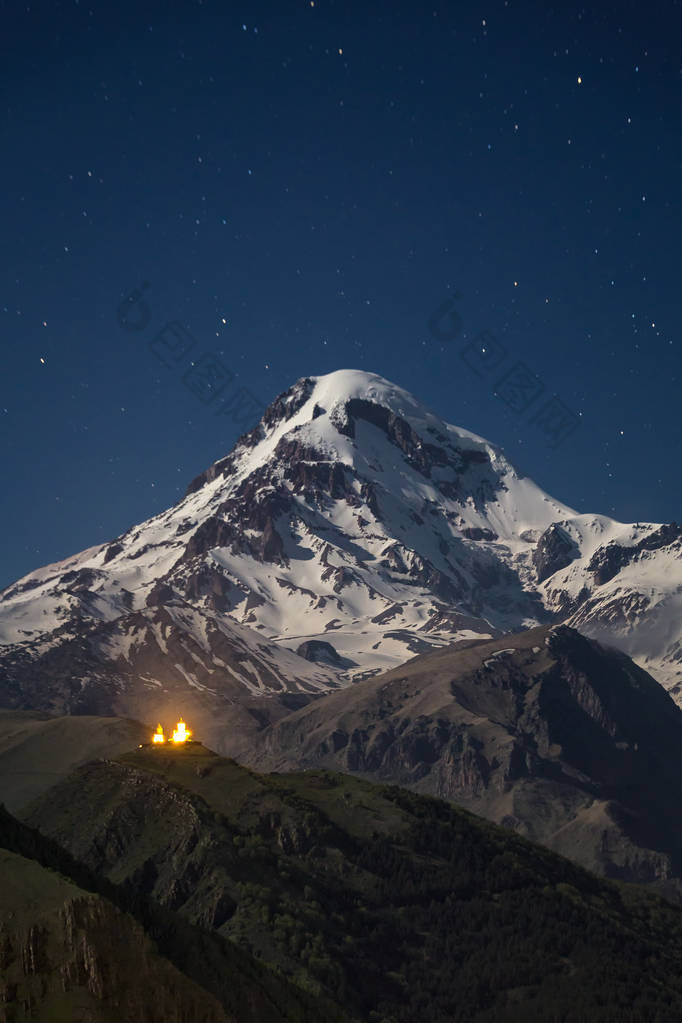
[0,846,232,1023]
[1,370,680,755]
[0,710,147,811]
[243,624,682,895]
[0,804,349,1023]
[20,740,682,1021]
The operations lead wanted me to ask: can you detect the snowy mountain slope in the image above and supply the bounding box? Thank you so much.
[0,585,340,752]
[541,518,682,692]
[0,369,680,747]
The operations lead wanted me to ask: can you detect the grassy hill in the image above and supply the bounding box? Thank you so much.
[0,709,147,811]
[0,798,351,1023]
[21,740,682,1021]
[0,846,234,1023]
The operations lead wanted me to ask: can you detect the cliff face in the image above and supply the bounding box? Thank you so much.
[0,849,231,1023]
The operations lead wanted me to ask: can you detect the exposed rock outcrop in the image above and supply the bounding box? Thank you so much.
[295,640,341,664]
[533,523,578,583]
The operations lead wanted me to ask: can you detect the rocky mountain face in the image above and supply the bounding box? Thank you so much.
[0,369,680,753]
[242,625,682,895]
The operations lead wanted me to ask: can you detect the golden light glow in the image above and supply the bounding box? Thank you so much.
[152,723,165,744]
[171,718,190,744]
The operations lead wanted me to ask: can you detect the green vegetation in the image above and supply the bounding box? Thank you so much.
[0,710,147,811]
[0,802,351,1023]
[0,848,233,1023]
[21,744,682,1021]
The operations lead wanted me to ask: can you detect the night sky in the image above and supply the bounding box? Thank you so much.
[2,0,681,589]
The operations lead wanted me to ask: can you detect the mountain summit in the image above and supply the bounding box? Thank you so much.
[1,369,680,750]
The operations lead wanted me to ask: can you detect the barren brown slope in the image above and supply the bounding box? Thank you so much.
[240,624,682,894]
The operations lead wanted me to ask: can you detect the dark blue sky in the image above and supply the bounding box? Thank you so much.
[2,0,680,588]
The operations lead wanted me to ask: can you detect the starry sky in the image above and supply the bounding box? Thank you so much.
[2,0,681,589]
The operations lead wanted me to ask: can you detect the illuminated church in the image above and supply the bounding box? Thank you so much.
[151,718,191,745]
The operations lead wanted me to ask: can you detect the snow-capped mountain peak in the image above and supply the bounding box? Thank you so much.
[1,369,680,752]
